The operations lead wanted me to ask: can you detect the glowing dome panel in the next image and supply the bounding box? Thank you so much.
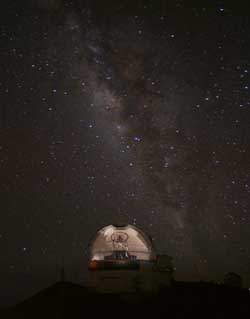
[89,224,155,262]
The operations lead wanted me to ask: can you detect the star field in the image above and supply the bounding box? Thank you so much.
[0,0,250,305]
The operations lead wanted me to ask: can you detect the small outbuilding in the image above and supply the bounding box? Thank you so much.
[224,272,242,288]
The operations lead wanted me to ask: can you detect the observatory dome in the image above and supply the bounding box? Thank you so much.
[89,224,155,262]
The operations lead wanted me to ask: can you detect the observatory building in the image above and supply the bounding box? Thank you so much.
[88,224,174,293]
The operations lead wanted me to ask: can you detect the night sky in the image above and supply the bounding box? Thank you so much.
[1,0,250,305]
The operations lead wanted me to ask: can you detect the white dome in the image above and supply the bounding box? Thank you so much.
[89,224,155,261]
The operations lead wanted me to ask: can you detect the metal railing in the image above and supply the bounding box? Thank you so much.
[90,250,153,261]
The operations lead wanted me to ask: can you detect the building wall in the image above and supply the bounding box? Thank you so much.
[88,266,173,294]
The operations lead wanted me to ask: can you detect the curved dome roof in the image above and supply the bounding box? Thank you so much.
[89,224,155,261]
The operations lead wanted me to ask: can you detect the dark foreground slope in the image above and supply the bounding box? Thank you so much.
[2,281,250,318]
